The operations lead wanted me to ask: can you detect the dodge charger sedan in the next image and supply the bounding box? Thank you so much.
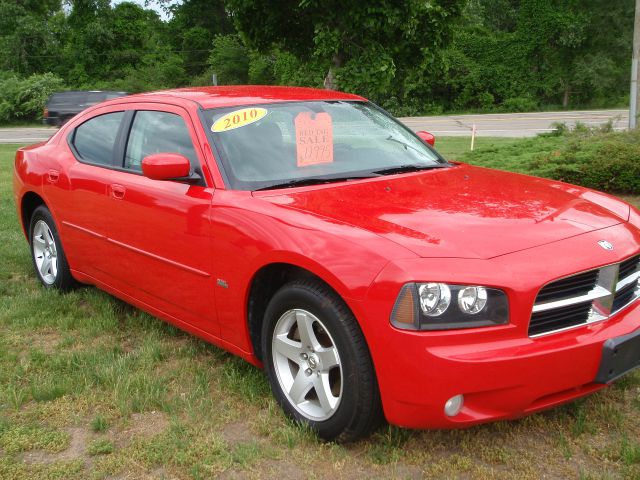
[13,86,640,442]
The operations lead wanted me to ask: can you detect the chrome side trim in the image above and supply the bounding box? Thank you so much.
[107,237,210,278]
[61,220,106,239]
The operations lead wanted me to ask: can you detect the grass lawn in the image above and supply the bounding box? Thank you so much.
[1,141,639,479]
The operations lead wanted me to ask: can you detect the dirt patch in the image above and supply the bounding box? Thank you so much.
[256,459,306,479]
[77,298,97,316]
[26,330,62,354]
[115,411,169,448]
[216,470,251,480]
[21,427,89,465]
[222,421,254,446]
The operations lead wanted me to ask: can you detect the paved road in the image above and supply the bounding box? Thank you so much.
[0,127,57,144]
[400,109,628,137]
[0,109,630,144]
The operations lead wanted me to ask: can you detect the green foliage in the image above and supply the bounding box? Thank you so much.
[207,35,250,85]
[0,72,64,123]
[228,0,464,105]
[0,0,634,121]
[538,130,640,194]
[458,127,640,195]
[436,0,634,112]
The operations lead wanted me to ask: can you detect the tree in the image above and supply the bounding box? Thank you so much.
[163,0,233,75]
[226,0,464,103]
[0,0,65,75]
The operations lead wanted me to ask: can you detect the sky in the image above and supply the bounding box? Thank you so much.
[112,0,180,21]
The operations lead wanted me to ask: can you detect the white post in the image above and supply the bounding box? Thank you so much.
[470,124,477,151]
[630,0,640,129]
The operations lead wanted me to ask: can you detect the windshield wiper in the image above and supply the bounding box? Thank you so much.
[254,175,377,191]
[385,135,428,156]
[373,164,448,176]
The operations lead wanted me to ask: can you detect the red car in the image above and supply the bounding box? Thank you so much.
[13,86,640,442]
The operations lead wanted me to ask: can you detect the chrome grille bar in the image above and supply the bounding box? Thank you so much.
[529,254,640,337]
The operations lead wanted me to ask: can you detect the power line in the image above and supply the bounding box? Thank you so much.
[14,49,214,59]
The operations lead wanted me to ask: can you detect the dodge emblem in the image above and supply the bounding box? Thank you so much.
[598,240,614,251]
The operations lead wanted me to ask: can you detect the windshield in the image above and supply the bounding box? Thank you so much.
[203,101,448,190]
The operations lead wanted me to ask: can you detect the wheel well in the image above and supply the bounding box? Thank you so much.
[21,192,46,235]
[247,263,333,361]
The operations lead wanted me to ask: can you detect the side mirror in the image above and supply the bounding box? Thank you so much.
[416,131,436,146]
[141,153,191,181]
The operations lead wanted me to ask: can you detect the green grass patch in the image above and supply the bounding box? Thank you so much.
[0,422,69,454]
[87,438,114,456]
[90,415,109,433]
[1,140,639,479]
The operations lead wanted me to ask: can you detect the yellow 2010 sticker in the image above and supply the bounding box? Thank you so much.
[211,107,268,132]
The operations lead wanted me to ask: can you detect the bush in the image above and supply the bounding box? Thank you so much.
[501,96,538,112]
[534,129,640,194]
[0,72,65,123]
[460,127,640,195]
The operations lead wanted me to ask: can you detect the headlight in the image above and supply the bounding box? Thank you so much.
[457,286,488,314]
[418,283,451,316]
[391,282,509,331]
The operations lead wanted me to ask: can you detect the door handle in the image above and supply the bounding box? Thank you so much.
[111,184,126,199]
[47,169,59,183]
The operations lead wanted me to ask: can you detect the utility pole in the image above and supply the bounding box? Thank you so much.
[631,0,640,129]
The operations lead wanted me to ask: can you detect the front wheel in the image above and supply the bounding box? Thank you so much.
[29,205,76,290]
[262,279,382,442]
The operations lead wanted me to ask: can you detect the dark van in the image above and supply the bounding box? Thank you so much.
[43,90,127,126]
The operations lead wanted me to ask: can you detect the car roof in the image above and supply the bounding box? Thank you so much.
[119,85,366,109]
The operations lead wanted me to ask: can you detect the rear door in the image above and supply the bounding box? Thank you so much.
[103,104,218,335]
[56,109,127,277]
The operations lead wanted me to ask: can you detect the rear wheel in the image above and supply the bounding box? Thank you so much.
[262,279,383,442]
[29,206,76,290]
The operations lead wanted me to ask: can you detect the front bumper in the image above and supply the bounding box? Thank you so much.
[356,224,640,429]
[377,302,638,429]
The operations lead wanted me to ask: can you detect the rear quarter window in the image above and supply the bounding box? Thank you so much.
[72,111,125,166]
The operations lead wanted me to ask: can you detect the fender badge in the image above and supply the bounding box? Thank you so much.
[598,240,614,251]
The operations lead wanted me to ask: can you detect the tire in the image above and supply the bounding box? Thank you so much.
[29,205,76,291]
[262,279,383,442]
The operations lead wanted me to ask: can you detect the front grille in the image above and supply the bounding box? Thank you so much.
[619,255,640,279]
[529,301,593,337]
[535,270,599,303]
[529,253,640,337]
[613,280,639,311]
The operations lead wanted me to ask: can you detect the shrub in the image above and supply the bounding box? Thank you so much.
[461,127,640,195]
[0,72,65,123]
[535,129,640,194]
[501,96,538,112]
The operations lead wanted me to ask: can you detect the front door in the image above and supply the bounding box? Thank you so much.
[103,105,218,335]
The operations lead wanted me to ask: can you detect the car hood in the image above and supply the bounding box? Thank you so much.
[258,164,627,259]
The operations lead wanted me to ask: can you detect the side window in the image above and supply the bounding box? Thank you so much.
[124,111,197,172]
[73,111,124,166]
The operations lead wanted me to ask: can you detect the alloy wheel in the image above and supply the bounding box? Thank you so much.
[271,308,343,421]
[32,220,58,284]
